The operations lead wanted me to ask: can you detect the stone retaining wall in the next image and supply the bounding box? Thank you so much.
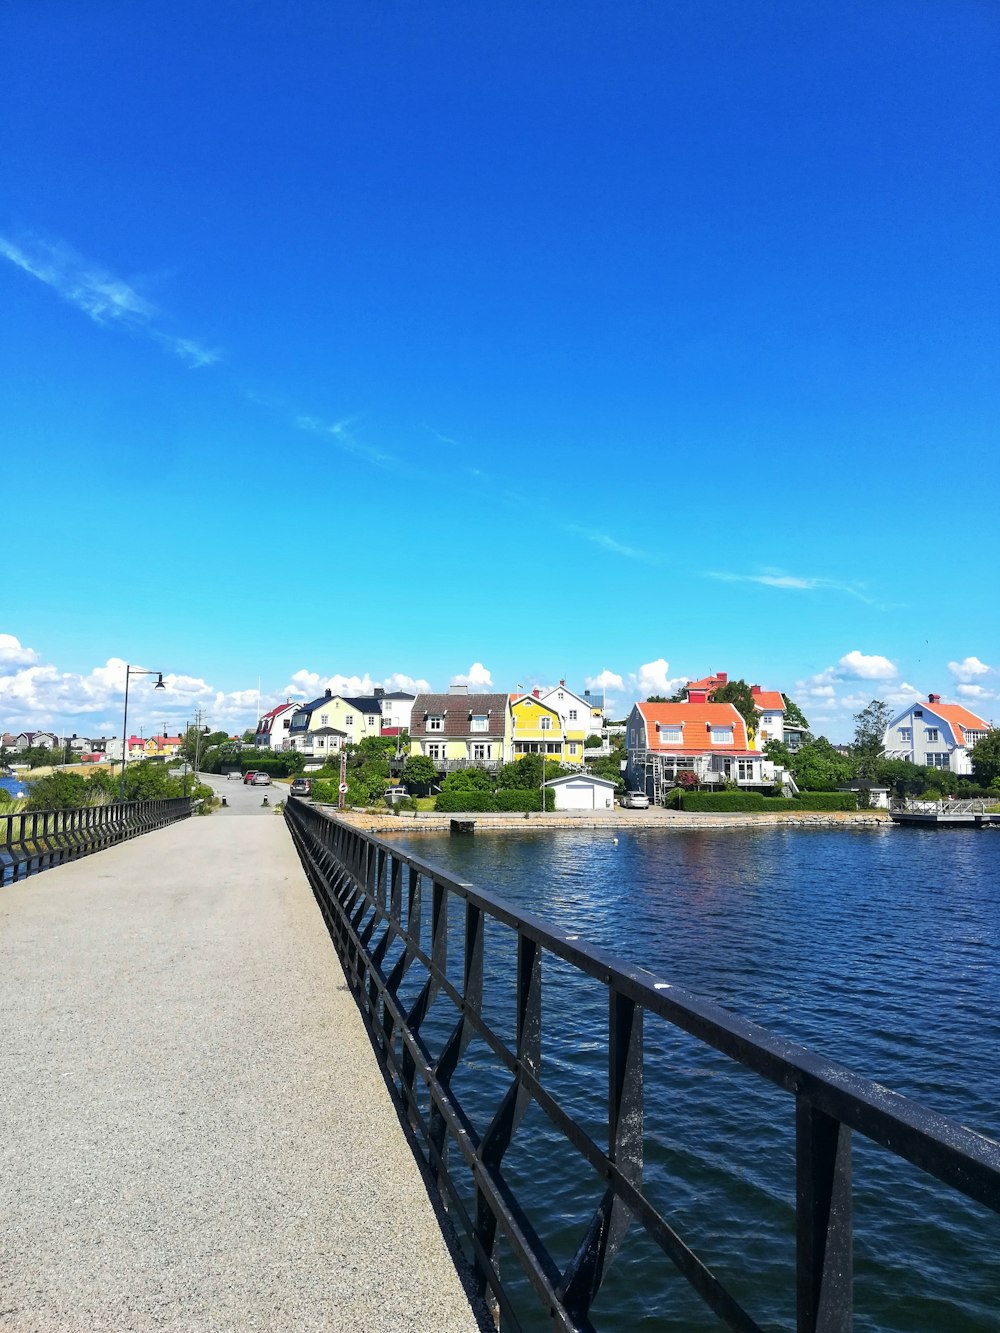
[329,806,892,835]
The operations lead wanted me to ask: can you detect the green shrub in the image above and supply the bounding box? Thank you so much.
[436,790,497,812]
[494,788,556,812]
[796,792,858,811]
[676,790,858,813]
[24,771,92,811]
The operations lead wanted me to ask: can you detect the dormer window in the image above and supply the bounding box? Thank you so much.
[470,714,488,732]
[709,725,734,745]
[427,715,444,731]
[658,725,683,744]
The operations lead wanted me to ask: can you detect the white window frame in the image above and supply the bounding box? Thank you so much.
[470,715,488,732]
[658,726,683,744]
[427,715,443,732]
[925,727,939,743]
[540,716,553,731]
[710,727,734,745]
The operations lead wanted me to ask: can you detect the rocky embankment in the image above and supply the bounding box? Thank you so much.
[331,806,891,835]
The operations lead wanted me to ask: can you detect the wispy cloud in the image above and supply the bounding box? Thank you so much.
[565,525,657,563]
[295,414,405,472]
[705,568,878,605]
[422,424,460,448]
[0,231,219,367]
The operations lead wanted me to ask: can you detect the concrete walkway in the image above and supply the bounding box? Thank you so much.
[0,813,483,1332]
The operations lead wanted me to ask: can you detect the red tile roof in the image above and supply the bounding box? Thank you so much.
[752,691,785,712]
[635,702,755,754]
[924,702,991,743]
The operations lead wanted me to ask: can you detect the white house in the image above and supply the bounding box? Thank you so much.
[375,688,415,734]
[545,773,616,811]
[881,694,992,775]
[255,701,299,750]
[539,682,605,740]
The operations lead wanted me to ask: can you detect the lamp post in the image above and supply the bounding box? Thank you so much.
[120,665,167,801]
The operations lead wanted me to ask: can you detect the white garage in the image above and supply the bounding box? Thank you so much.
[545,774,616,811]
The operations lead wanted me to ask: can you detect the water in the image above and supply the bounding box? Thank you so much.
[388,825,1000,1331]
[0,774,27,800]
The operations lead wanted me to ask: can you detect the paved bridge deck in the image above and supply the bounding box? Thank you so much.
[0,800,483,1332]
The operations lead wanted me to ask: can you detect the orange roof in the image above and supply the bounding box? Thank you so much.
[685,674,727,693]
[753,691,785,711]
[925,701,991,742]
[636,702,754,754]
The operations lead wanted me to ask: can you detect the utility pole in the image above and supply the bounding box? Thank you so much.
[338,747,347,811]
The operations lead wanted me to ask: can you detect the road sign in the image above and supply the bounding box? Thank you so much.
[339,782,348,794]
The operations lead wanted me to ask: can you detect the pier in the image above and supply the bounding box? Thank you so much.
[0,802,483,1331]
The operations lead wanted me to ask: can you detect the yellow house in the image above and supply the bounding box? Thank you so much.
[507,693,586,765]
[408,689,508,771]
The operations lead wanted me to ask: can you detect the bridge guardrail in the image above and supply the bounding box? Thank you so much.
[1,798,194,886]
[284,799,1000,1332]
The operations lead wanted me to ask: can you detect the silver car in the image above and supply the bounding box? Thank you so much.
[620,791,650,809]
[252,771,272,786]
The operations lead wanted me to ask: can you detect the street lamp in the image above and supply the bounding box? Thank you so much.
[120,665,167,800]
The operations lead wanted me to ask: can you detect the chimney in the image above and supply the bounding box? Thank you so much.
[325,688,332,698]
[751,685,761,696]
[533,688,540,698]
[928,693,940,704]
[559,679,565,687]
[449,683,468,695]
[374,687,385,698]
[718,672,728,684]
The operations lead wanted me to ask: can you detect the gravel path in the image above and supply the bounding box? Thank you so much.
[0,815,484,1332]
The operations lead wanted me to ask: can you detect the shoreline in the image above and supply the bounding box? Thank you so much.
[329,807,892,834]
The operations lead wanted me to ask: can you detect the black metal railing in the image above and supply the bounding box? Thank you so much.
[284,800,1000,1332]
[1,798,194,886]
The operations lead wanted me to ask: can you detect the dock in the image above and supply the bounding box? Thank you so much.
[0,808,483,1331]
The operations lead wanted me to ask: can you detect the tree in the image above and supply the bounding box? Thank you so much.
[782,697,811,734]
[709,679,759,743]
[401,754,438,791]
[496,754,544,790]
[970,730,1000,787]
[852,699,892,779]
[241,728,256,743]
[24,771,91,810]
[789,737,853,791]
[441,767,493,792]
[645,695,671,703]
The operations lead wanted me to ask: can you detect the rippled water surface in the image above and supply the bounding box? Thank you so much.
[389,825,1000,1331]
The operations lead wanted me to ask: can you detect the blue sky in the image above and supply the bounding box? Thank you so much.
[2,1,998,741]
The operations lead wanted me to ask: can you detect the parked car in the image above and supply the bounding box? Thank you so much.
[252,771,271,785]
[243,771,257,784]
[290,777,312,797]
[226,770,243,781]
[620,791,650,809]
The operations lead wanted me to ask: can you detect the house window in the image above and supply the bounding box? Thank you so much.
[658,726,683,744]
[557,692,564,701]
[568,742,579,756]
[926,753,950,769]
[427,743,444,760]
[345,714,354,726]
[320,714,328,724]
[965,730,986,745]
[710,727,734,744]
[924,728,939,743]
[471,715,488,732]
[737,760,754,781]
[898,728,912,743]
[540,717,552,731]
[569,709,577,720]
[427,715,443,731]
[472,744,490,761]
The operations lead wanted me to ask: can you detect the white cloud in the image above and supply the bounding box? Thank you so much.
[565,525,656,562]
[586,668,624,693]
[810,651,898,685]
[280,668,433,701]
[705,569,878,605]
[956,683,996,702]
[450,662,493,689]
[0,633,38,665]
[0,231,218,368]
[632,659,676,697]
[949,656,991,682]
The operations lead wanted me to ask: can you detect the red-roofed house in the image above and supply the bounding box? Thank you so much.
[255,701,300,751]
[882,694,992,775]
[682,672,808,753]
[625,701,785,803]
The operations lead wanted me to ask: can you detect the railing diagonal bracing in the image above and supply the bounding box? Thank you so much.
[1,798,194,886]
[284,799,1000,1332]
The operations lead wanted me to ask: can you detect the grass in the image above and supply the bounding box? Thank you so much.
[412,796,437,811]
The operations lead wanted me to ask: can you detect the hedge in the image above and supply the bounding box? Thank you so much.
[435,789,556,813]
[675,791,858,813]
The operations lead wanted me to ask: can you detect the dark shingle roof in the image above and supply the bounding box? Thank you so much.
[410,693,508,740]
